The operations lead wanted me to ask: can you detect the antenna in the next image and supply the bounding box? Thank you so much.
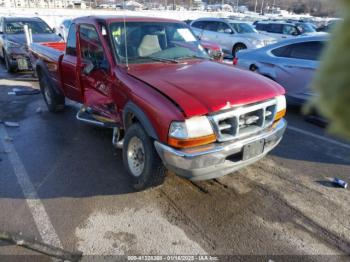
[123,0,129,69]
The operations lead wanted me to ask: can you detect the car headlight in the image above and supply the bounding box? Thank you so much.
[275,95,286,122]
[252,39,264,47]
[7,41,22,48]
[168,116,216,148]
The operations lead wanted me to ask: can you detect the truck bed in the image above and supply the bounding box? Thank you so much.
[29,42,66,62]
[29,41,66,89]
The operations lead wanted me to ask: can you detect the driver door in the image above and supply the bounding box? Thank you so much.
[78,24,114,112]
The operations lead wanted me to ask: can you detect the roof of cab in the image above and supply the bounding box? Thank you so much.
[73,15,183,24]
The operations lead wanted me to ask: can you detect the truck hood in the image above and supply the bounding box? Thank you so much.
[128,60,284,117]
[7,33,62,46]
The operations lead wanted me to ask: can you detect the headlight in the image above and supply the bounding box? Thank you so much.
[7,41,22,48]
[275,95,286,122]
[252,39,264,47]
[168,116,216,148]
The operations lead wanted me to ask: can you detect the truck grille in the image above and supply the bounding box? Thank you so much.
[209,99,277,142]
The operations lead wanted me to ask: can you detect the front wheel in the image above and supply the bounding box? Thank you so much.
[123,123,165,190]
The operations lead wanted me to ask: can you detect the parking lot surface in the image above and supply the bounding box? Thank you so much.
[0,64,350,261]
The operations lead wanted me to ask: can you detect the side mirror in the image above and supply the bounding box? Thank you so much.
[224,28,233,34]
[52,28,57,34]
[292,31,299,36]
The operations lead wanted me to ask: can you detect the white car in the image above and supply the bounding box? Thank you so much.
[190,18,277,57]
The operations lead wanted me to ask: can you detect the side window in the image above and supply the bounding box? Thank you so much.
[192,21,205,29]
[79,24,107,66]
[0,19,3,33]
[66,23,76,56]
[271,41,325,61]
[217,22,232,33]
[204,21,219,32]
[283,25,298,35]
[289,41,325,60]
[271,45,291,57]
[268,24,283,34]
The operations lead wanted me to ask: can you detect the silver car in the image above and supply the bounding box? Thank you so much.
[234,35,328,105]
[190,18,277,57]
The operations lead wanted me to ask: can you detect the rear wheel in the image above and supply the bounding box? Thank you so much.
[123,123,165,190]
[38,71,65,112]
[232,43,247,58]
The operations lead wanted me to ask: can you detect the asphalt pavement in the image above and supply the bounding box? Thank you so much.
[0,64,350,261]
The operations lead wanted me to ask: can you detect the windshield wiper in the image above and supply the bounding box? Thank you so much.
[146,56,179,64]
[175,55,207,61]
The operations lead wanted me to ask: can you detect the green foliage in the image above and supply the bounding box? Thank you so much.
[310,0,350,138]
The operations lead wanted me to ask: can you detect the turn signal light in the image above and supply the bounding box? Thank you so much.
[168,134,217,149]
[274,109,286,122]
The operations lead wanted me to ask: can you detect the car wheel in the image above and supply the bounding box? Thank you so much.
[123,123,165,190]
[4,51,16,73]
[232,44,247,58]
[39,71,65,113]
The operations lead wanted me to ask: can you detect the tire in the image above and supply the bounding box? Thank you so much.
[4,51,16,73]
[232,43,247,58]
[123,123,165,190]
[38,71,65,113]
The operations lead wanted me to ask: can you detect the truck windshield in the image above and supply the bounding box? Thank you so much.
[5,20,53,34]
[109,22,209,64]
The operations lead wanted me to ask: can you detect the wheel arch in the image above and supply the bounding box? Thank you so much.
[123,102,159,140]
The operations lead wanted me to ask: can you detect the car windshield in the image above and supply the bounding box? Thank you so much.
[296,23,316,33]
[110,22,209,64]
[229,22,257,33]
[5,20,52,34]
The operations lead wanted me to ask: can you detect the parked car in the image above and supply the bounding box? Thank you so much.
[317,19,340,32]
[0,16,62,73]
[190,18,277,57]
[254,20,324,40]
[55,19,72,41]
[234,35,328,105]
[29,16,287,189]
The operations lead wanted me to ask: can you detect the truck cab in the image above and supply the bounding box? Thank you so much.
[29,16,287,190]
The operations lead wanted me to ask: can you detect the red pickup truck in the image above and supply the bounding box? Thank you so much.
[29,16,287,189]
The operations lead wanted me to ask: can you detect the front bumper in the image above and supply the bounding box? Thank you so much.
[155,119,287,181]
[7,49,32,71]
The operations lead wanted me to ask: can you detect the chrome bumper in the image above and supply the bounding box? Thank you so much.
[154,119,287,181]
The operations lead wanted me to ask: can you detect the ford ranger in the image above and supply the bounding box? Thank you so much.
[29,16,287,190]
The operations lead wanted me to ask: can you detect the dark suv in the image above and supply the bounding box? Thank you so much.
[0,17,62,72]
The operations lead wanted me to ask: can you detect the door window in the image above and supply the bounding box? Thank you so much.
[289,41,324,60]
[79,24,107,67]
[283,25,298,35]
[66,23,76,56]
[256,23,269,31]
[272,41,325,61]
[204,21,219,32]
[191,21,206,29]
[216,22,232,34]
[268,24,283,34]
